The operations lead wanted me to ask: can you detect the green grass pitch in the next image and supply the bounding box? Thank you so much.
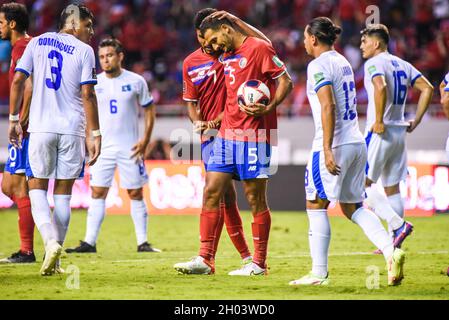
[0,210,448,300]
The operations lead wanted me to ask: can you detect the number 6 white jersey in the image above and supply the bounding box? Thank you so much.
[16,32,97,137]
[364,51,422,131]
[94,70,153,150]
[307,50,364,152]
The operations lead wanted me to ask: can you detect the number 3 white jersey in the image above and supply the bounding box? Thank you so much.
[94,70,153,150]
[364,51,422,131]
[16,32,97,137]
[307,50,364,152]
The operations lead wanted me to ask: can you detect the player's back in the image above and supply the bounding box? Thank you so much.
[364,52,421,130]
[307,50,363,151]
[17,32,97,137]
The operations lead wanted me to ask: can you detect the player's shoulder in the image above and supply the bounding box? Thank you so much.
[184,48,214,68]
[245,37,272,52]
[121,69,146,83]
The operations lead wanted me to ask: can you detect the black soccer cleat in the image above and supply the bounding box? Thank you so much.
[0,250,36,264]
[65,240,97,253]
[137,242,161,253]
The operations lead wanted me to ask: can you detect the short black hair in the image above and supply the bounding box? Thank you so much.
[199,15,232,36]
[306,17,342,46]
[194,8,217,30]
[0,2,29,33]
[99,38,124,54]
[58,3,94,31]
[360,24,390,46]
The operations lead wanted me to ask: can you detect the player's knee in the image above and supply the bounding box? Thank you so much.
[127,189,143,200]
[245,191,267,213]
[91,188,108,199]
[203,185,221,207]
[1,182,13,199]
[223,186,237,206]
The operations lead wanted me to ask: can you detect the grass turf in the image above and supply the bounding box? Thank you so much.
[0,210,448,300]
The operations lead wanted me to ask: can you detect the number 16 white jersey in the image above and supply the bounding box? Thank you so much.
[16,32,97,137]
[307,50,364,152]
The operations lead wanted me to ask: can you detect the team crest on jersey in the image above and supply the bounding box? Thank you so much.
[314,72,325,84]
[368,65,377,75]
[122,84,132,92]
[272,55,284,68]
[239,57,247,69]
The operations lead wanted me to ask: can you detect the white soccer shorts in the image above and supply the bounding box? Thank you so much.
[365,126,408,187]
[27,132,85,179]
[89,148,148,190]
[446,134,449,162]
[305,143,366,203]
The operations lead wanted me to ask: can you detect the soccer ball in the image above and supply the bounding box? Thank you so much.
[237,79,271,107]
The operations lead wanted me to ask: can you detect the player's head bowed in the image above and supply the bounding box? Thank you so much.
[58,3,94,44]
[194,8,218,55]
[360,24,390,59]
[304,16,341,56]
[198,14,235,54]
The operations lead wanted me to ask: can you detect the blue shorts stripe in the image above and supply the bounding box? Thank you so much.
[365,131,373,174]
[312,151,327,199]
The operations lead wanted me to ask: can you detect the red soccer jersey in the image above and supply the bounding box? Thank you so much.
[183,48,226,123]
[218,37,286,143]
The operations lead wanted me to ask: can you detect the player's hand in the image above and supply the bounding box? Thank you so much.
[371,122,385,135]
[193,121,208,133]
[87,135,101,166]
[209,10,238,24]
[407,119,419,133]
[8,121,23,149]
[240,103,271,117]
[131,139,149,162]
[324,149,341,176]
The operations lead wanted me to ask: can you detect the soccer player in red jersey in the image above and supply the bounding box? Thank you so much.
[175,8,272,273]
[176,14,293,276]
[0,2,35,264]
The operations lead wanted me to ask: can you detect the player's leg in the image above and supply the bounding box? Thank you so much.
[52,179,76,247]
[222,181,252,262]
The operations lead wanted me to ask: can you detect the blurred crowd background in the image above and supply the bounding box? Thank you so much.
[0,0,448,118]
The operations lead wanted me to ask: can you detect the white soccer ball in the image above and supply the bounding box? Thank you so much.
[237,79,271,107]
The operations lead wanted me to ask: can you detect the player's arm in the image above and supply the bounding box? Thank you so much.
[371,75,387,134]
[131,104,156,160]
[317,84,341,176]
[440,81,449,121]
[8,71,28,148]
[407,76,434,132]
[82,83,101,166]
[186,100,206,133]
[240,72,293,116]
[210,11,272,45]
[19,75,33,128]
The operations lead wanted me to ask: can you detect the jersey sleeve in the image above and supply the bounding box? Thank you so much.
[364,57,385,81]
[406,61,422,87]
[80,45,97,85]
[137,76,154,107]
[15,38,35,78]
[307,60,332,93]
[182,59,199,102]
[445,72,449,92]
[257,42,287,80]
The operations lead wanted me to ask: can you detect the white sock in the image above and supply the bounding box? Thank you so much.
[387,193,404,219]
[307,209,331,278]
[84,198,106,246]
[130,200,148,246]
[365,186,404,230]
[29,189,54,245]
[351,207,394,261]
[53,194,72,246]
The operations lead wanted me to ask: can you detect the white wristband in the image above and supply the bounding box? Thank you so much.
[92,129,101,137]
[9,114,20,121]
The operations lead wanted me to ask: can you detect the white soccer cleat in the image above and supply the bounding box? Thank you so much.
[289,272,330,286]
[174,256,214,275]
[40,239,62,276]
[54,259,65,274]
[228,262,266,276]
[387,248,405,286]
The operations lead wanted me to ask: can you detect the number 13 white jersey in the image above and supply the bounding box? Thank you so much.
[307,50,364,152]
[16,32,97,137]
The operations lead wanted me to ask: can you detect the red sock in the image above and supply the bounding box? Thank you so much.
[15,196,35,253]
[224,201,251,259]
[199,208,222,262]
[251,209,271,269]
[211,203,225,259]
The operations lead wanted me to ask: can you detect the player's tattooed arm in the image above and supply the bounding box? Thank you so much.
[407,76,434,133]
[371,75,387,135]
[8,71,27,148]
[82,83,101,166]
[209,11,272,45]
[132,104,155,160]
[317,84,341,176]
[440,81,449,121]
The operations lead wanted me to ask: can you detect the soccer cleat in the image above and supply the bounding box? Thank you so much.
[137,242,162,253]
[387,248,405,286]
[65,240,97,253]
[373,249,383,255]
[54,259,65,274]
[289,272,330,286]
[242,256,253,265]
[228,262,266,276]
[174,256,214,275]
[40,239,62,276]
[0,250,36,264]
[393,221,413,249]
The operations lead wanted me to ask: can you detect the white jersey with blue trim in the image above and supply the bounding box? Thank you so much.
[307,50,364,152]
[364,51,422,131]
[94,70,153,150]
[16,32,97,137]
[444,71,449,91]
